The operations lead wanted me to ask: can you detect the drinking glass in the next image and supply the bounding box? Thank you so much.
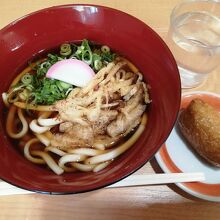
[166,0,220,88]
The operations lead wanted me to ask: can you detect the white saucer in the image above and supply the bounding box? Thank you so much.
[155,91,220,202]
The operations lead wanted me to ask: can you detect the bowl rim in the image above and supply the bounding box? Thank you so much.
[0,3,181,195]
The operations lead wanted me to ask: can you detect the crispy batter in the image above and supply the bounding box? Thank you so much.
[178,98,220,167]
[51,60,150,150]
[51,123,94,150]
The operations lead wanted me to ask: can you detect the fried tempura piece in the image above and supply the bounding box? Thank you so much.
[51,60,150,150]
[178,98,220,167]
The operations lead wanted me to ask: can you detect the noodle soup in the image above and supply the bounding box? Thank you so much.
[2,40,150,175]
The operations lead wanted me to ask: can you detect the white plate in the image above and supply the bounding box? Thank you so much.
[155,91,220,202]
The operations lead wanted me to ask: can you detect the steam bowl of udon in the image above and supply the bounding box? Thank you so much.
[0,5,180,194]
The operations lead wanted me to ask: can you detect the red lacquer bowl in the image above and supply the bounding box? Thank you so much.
[0,5,181,194]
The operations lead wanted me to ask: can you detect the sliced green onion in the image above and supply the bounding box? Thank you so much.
[101,45,110,53]
[58,57,64,61]
[48,53,58,61]
[8,91,20,103]
[26,85,34,91]
[36,67,47,77]
[92,53,101,61]
[18,89,30,101]
[71,44,78,53]
[21,74,33,85]
[81,39,90,50]
[50,85,59,94]
[40,62,52,69]
[75,47,83,56]
[59,81,72,89]
[101,52,115,63]
[56,81,72,90]
[7,85,25,103]
[94,60,103,71]
[6,39,116,106]
[60,43,72,56]
[65,87,73,95]
[82,50,92,65]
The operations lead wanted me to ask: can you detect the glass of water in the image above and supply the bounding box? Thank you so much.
[166,0,220,88]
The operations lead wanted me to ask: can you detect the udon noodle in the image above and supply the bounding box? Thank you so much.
[3,42,150,175]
